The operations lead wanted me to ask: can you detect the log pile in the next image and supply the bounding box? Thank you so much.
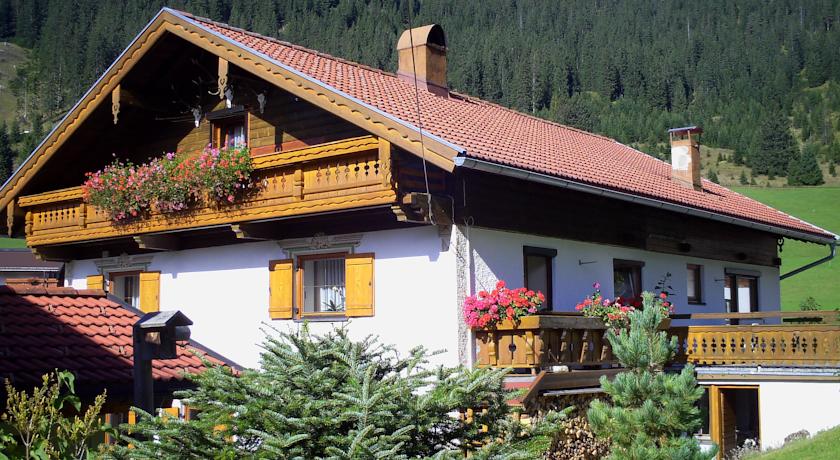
[545,414,610,460]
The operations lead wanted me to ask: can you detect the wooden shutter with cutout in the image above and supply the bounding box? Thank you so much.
[86,275,105,290]
[345,253,374,317]
[139,271,160,313]
[269,259,294,319]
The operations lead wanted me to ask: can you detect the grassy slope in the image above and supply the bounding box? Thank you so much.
[732,186,840,310]
[750,426,840,460]
[0,42,27,123]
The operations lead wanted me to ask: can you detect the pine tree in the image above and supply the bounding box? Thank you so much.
[588,293,715,460]
[830,161,837,177]
[752,116,797,177]
[706,169,719,184]
[0,122,15,182]
[788,145,825,186]
[108,327,552,459]
[739,169,748,185]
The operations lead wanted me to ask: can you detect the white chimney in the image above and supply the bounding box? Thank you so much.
[668,126,703,190]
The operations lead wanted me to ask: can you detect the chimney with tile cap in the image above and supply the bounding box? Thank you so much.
[397,24,448,97]
[668,126,703,190]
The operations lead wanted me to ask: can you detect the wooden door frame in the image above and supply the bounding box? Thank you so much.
[708,384,761,459]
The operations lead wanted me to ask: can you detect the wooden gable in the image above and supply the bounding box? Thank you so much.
[0,8,461,236]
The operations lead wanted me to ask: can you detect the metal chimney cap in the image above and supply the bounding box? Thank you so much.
[668,126,703,135]
[135,310,192,329]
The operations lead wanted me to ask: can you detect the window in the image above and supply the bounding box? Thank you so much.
[268,252,375,320]
[211,115,247,148]
[724,273,758,314]
[523,246,556,309]
[111,272,140,308]
[687,264,702,304]
[613,259,643,302]
[300,255,346,314]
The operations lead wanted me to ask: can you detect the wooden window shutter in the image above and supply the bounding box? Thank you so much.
[269,259,294,319]
[86,275,105,290]
[139,271,161,313]
[345,253,374,317]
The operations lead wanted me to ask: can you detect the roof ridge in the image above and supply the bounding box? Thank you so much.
[172,9,399,80]
[0,285,107,297]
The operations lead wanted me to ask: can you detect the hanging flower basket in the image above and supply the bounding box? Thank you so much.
[82,145,254,222]
[463,280,545,329]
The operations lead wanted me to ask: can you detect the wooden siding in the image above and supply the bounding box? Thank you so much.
[457,170,780,266]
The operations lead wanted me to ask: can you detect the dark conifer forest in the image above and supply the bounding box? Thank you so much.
[1,0,840,182]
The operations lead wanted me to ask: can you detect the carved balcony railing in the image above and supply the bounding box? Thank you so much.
[474,311,840,373]
[17,136,396,247]
[474,314,619,372]
[679,311,840,366]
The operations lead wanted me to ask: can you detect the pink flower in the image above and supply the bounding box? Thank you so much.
[593,282,601,290]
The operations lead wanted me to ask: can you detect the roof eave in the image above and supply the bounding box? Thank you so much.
[454,157,838,246]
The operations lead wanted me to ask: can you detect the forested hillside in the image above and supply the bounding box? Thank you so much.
[1,0,840,185]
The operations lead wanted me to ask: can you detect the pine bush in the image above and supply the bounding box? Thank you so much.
[107,327,549,459]
[587,293,715,460]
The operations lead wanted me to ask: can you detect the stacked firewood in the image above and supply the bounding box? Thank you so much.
[545,414,610,460]
[525,393,610,460]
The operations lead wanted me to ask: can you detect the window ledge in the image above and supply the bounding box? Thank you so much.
[687,301,706,306]
[294,316,349,323]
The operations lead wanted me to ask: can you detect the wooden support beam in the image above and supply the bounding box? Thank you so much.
[111,84,120,125]
[230,223,278,240]
[392,192,453,226]
[133,234,180,251]
[6,200,14,237]
[31,246,77,262]
[217,57,228,100]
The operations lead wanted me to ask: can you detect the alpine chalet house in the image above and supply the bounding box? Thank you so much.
[0,8,838,455]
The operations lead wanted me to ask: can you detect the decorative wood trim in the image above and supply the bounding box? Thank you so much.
[24,190,395,246]
[111,84,121,124]
[18,187,85,207]
[251,136,378,169]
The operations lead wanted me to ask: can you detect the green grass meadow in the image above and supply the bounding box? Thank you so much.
[732,187,840,311]
[748,425,840,460]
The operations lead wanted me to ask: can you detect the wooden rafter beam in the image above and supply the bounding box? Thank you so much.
[133,234,180,251]
[230,223,278,240]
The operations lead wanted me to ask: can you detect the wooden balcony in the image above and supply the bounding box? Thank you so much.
[17,136,397,248]
[474,312,840,372]
[474,314,616,371]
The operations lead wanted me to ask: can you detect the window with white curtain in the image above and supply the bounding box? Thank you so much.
[111,273,140,308]
[301,256,346,313]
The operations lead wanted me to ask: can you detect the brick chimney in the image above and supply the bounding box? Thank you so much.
[668,126,703,190]
[397,24,448,97]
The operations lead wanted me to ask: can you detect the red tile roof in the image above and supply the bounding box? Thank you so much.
[0,285,233,387]
[175,10,836,242]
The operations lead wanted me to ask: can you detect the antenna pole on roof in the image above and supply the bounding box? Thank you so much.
[405,1,435,226]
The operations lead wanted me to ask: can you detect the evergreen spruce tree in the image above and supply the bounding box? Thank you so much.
[739,169,748,185]
[108,327,551,459]
[0,122,15,182]
[752,116,797,177]
[830,161,836,177]
[706,169,719,184]
[588,293,715,460]
[788,144,825,186]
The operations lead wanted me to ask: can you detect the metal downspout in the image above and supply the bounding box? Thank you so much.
[780,242,837,280]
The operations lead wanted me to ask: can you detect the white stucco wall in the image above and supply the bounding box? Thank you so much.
[704,380,840,449]
[466,227,781,321]
[65,225,782,369]
[66,226,459,369]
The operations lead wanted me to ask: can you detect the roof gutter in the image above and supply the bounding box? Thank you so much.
[453,157,838,246]
[780,242,836,280]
